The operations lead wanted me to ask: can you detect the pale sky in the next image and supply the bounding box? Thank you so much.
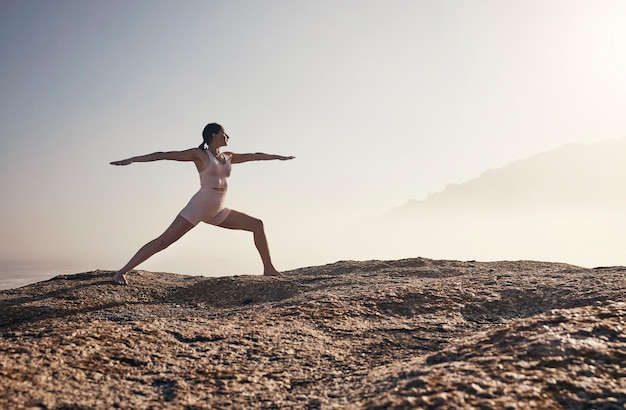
[1,0,625,277]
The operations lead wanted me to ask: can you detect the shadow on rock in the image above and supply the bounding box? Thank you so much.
[173,276,300,308]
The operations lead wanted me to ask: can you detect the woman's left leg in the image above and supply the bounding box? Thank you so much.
[218,210,282,276]
[113,215,196,285]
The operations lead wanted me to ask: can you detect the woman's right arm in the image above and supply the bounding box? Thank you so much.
[110,148,202,166]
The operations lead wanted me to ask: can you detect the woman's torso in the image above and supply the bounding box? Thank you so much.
[198,150,232,190]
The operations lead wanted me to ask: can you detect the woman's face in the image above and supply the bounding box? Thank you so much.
[214,128,230,147]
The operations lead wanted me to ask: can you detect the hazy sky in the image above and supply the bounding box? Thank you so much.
[1,0,625,276]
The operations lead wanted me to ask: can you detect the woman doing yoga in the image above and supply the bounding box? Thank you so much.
[110,123,295,285]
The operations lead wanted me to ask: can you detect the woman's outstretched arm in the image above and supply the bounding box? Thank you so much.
[226,152,295,164]
[110,148,202,166]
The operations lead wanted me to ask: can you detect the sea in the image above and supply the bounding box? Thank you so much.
[0,258,101,291]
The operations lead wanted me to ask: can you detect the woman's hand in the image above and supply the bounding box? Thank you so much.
[277,155,295,161]
[110,159,133,166]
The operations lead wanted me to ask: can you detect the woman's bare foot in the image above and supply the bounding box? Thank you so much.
[113,271,128,285]
[263,270,283,277]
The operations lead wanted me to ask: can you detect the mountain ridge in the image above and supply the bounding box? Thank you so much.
[392,138,626,214]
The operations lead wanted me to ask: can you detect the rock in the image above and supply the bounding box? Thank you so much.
[1,259,625,409]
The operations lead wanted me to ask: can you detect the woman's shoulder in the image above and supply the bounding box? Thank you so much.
[190,147,209,157]
[174,147,205,155]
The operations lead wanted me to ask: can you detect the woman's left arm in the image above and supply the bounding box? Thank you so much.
[226,152,295,164]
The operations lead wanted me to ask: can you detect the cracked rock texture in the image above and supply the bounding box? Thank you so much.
[1,258,625,409]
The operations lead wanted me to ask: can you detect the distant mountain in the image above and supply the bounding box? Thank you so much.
[354,138,626,268]
[392,138,626,214]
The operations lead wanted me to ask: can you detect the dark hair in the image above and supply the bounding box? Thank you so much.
[199,123,223,149]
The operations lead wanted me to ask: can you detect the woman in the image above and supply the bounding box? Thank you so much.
[109,123,295,285]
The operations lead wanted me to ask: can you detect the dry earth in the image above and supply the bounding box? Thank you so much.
[1,258,625,409]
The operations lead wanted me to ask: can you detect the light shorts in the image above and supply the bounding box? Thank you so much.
[179,188,231,226]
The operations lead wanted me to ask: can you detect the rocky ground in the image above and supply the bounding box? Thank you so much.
[1,258,625,409]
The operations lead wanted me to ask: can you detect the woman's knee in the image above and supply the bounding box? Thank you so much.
[251,217,264,233]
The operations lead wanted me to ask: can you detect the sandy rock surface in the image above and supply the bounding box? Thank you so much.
[1,258,625,409]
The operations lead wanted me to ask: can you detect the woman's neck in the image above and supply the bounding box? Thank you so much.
[208,144,221,155]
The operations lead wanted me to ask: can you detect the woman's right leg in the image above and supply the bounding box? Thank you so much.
[113,215,195,284]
